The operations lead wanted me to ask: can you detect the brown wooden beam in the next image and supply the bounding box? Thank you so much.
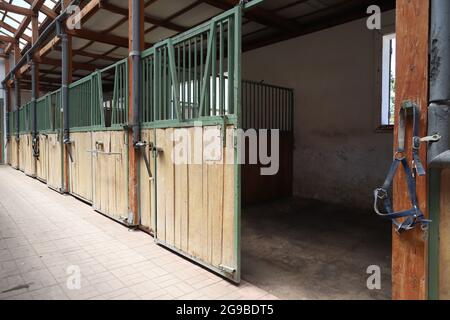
[66,28,129,47]
[392,0,430,300]
[0,1,34,16]
[0,35,15,43]
[128,0,145,226]
[243,0,395,52]
[203,0,301,35]
[0,21,32,42]
[40,57,96,72]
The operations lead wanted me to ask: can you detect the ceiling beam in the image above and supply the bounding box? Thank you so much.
[0,1,34,16]
[66,28,130,47]
[0,21,32,42]
[243,0,396,52]
[202,0,302,35]
[0,35,15,43]
[40,57,98,72]
[101,2,187,32]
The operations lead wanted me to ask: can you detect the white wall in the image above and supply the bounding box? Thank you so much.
[242,11,395,209]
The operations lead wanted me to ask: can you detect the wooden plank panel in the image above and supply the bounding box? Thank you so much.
[156,129,166,242]
[47,133,62,190]
[165,128,175,246]
[222,126,236,271]
[139,129,155,231]
[187,126,203,258]
[392,0,430,300]
[69,132,93,202]
[439,169,450,299]
[36,135,48,182]
[111,131,127,219]
[174,128,189,251]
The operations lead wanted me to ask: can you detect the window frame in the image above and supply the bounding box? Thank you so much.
[380,32,396,129]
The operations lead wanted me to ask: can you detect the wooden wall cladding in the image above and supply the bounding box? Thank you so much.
[92,131,128,222]
[139,129,156,232]
[242,131,293,207]
[69,132,93,203]
[20,134,36,177]
[9,137,19,169]
[140,125,237,272]
[46,133,63,191]
[36,135,48,182]
[439,169,450,299]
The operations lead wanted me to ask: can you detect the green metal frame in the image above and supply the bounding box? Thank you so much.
[68,58,129,132]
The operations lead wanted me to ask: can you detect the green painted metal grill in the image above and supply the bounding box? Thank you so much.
[68,58,128,131]
[36,96,51,132]
[18,102,32,134]
[242,80,294,131]
[8,111,16,135]
[141,8,240,126]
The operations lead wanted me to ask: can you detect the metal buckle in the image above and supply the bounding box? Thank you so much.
[412,136,421,150]
[376,188,388,200]
[394,151,406,160]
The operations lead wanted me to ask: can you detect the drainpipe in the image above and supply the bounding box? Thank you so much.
[61,31,69,145]
[4,84,9,141]
[14,77,20,142]
[131,0,141,146]
[31,60,38,157]
[428,0,450,300]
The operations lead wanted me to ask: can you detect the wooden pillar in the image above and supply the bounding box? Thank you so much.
[392,0,430,300]
[128,0,145,224]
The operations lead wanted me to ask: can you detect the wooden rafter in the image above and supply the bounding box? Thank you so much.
[0,20,32,42]
[202,0,301,35]
[0,1,34,16]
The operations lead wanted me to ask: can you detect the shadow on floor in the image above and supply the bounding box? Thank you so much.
[241,198,391,300]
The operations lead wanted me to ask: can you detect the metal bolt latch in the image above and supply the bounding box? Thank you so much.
[420,134,442,143]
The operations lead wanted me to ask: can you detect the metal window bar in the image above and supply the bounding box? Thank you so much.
[241,80,294,131]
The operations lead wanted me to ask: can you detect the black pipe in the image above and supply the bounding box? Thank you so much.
[1,0,81,87]
[14,78,20,141]
[31,61,39,157]
[131,0,141,146]
[428,0,450,300]
[4,85,9,139]
[61,31,69,144]
[429,0,450,168]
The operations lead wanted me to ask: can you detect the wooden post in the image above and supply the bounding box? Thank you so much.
[392,0,430,300]
[128,0,144,224]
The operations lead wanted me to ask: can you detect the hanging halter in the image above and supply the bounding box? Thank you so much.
[374,101,438,233]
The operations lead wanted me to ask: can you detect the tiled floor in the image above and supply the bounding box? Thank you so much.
[0,166,276,300]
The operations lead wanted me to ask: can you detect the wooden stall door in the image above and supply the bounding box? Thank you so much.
[92,131,128,222]
[69,132,93,203]
[47,133,63,191]
[153,126,240,282]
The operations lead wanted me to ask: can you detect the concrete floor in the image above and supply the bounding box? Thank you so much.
[242,198,392,300]
[0,166,275,300]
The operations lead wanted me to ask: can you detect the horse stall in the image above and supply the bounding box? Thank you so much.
[68,60,129,223]
[18,103,36,177]
[7,110,19,168]
[138,10,241,281]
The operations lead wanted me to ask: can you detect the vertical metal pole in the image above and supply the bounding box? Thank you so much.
[61,32,69,144]
[131,0,141,145]
[428,0,450,300]
[14,77,20,141]
[31,60,38,157]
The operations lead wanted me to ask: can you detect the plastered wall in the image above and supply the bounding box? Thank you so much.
[242,11,395,209]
